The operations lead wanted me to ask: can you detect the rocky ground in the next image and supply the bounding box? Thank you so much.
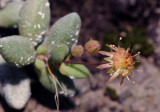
[1,0,160,112]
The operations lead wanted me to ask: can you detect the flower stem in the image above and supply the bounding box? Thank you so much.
[64,60,105,66]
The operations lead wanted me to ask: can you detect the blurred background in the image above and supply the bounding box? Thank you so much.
[0,0,160,112]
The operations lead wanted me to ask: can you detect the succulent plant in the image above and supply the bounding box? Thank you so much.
[0,0,90,110]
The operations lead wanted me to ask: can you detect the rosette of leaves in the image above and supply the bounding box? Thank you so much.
[35,12,91,95]
[0,0,90,109]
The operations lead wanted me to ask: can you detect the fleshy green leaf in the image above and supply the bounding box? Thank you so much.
[50,43,69,63]
[18,0,50,46]
[59,63,90,79]
[34,58,76,96]
[0,1,24,27]
[0,36,36,67]
[34,58,46,70]
[36,45,47,55]
[34,58,53,91]
[46,12,81,51]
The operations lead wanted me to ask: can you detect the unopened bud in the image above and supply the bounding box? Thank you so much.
[85,40,101,53]
[71,45,84,57]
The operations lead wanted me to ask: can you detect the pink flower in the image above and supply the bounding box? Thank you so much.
[97,40,140,85]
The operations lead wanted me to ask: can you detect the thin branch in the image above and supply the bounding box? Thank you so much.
[46,60,63,91]
[64,60,106,66]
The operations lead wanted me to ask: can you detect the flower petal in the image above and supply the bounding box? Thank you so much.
[106,44,118,51]
[120,76,125,86]
[99,51,112,56]
[106,69,120,84]
[97,64,112,69]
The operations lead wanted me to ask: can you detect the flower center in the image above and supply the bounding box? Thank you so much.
[113,48,133,70]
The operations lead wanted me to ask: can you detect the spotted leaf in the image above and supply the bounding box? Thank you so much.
[46,12,81,52]
[18,0,50,46]
[0,36,35,67]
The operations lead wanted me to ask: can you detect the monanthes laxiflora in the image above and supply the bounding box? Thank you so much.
[97,37,140,85]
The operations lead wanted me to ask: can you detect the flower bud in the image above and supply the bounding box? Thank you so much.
[71,45,84,57]
[85,40,100,53]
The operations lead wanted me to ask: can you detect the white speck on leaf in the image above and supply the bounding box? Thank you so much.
[71,38,75,41]
[27,33,32,36]
[42,13,45,19]
[27,57,31,62]
[20,57,23,62]
[38,11,43,16]
[76,24,79,28]
[41,30,46,35]
[69,76,75,79]
[15,63,20,67]
[37,24,41,29]
[76,31,79,36]
[51,41,55,45]
[45,2,50,7]
[59,91,64,94]
[70,35,73,38]
[34,25,37,29]
[32,42,37,46]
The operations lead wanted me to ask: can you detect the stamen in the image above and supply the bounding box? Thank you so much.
[132,75,134,78]
[127,76,130,81]
[136,69,143,72]
[118,37,122,48]
[132,51,140,58]
[140,70,143,72]
[132,81,135,84]
[131,72,135,79]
